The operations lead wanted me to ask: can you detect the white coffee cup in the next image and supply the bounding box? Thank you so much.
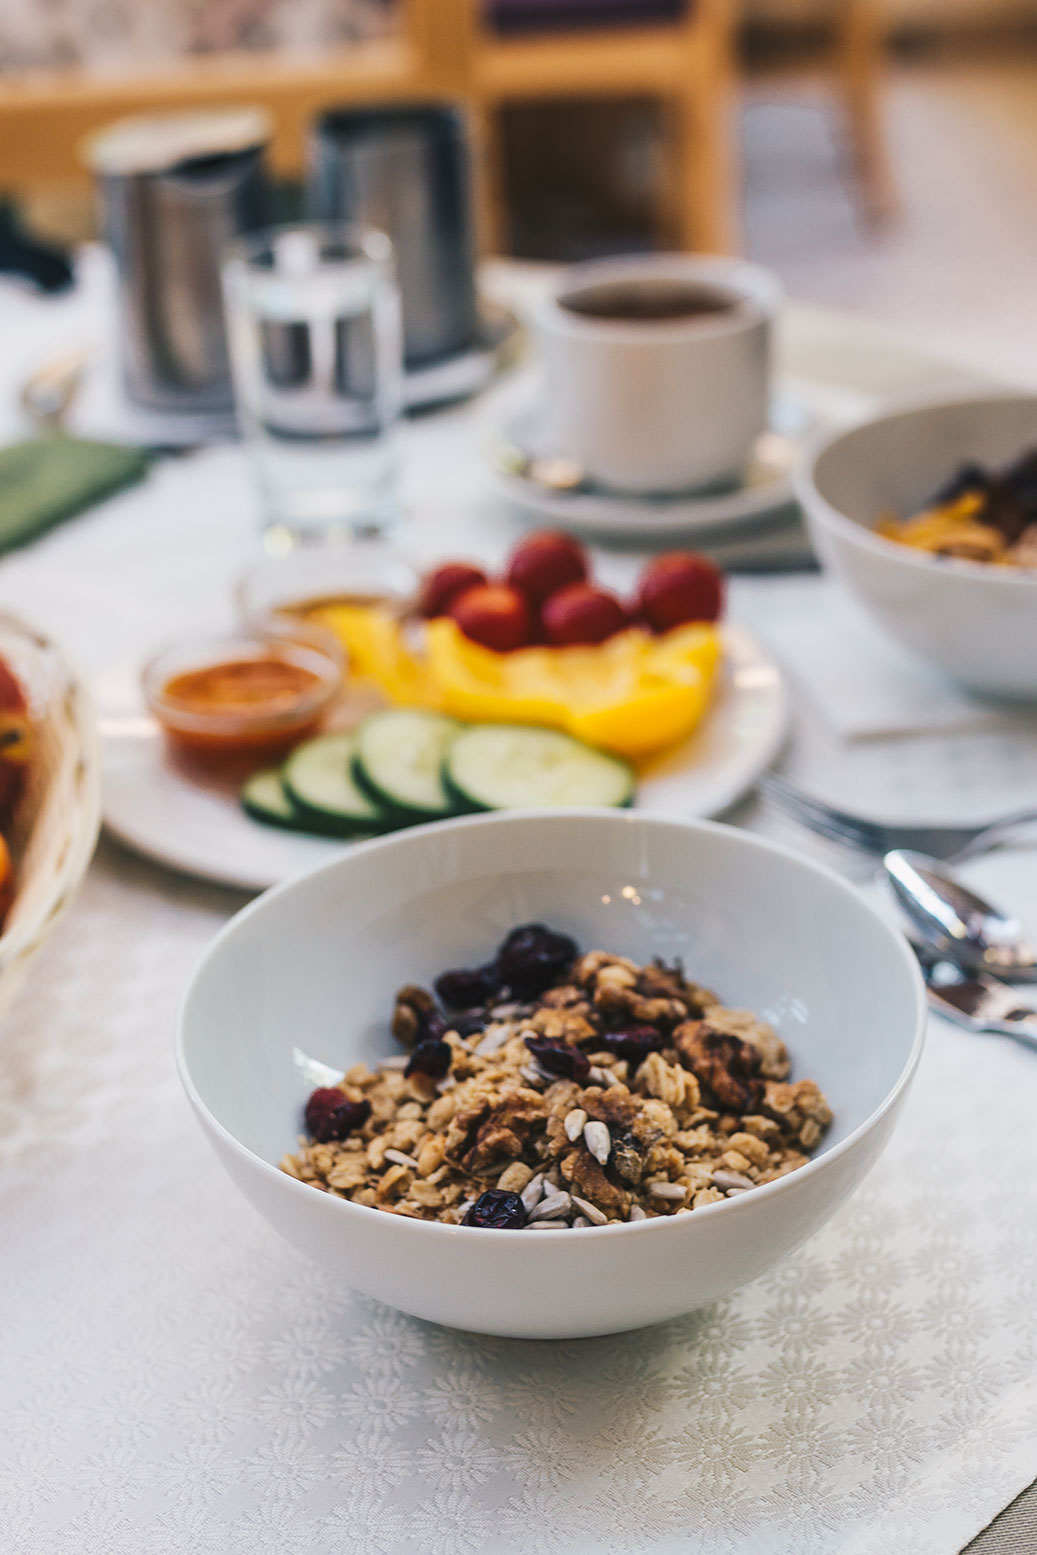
[533,254,783,495]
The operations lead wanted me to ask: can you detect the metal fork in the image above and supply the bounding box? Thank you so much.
[759,771,1037,861]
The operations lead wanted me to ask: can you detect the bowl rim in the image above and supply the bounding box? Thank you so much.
[795,388,1037,590]
[176,808,927,1242]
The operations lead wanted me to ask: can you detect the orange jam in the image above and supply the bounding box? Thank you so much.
[149,642,338,764]
[163,656,322,718]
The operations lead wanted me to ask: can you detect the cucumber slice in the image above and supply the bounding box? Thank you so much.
[241,769,300,831]
[354,709,463,820]
[445,724,635,812]
[283,733,393,835]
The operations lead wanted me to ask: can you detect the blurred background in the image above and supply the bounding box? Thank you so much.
[3,0,1037,378]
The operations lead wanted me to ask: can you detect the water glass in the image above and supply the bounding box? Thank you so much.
[223,222,403,551]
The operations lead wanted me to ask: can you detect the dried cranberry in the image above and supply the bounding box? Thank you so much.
[525,1035,590,1084]
[405,1038,452,1080]
[435,965,499,1010]
[423,1008,448,1041]
[599,1026,665,1070]
[462,1189,528,1229]
[495,924,577,997]
[304,1088,371,1143]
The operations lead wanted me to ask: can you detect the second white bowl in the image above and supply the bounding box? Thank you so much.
[796,392,1037,699]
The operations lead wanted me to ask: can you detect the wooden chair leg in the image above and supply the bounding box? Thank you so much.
[670,66,740,255]
[468,100,509,258]
[839,0,898,225]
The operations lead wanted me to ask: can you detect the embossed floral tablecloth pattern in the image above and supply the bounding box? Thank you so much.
[3,263,1037,1554]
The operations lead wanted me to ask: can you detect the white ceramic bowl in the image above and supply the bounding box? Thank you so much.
[796,392,1037,699]
[178,810,925,1339]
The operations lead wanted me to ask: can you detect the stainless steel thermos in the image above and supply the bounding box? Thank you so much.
[308,104,479,369]
[85,108,272,413]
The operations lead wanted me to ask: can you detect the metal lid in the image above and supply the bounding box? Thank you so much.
[83,107,272,175]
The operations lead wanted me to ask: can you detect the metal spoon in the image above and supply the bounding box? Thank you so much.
[20,346,90,429]
[914,946,1037,1046]
[885,848,1037,980]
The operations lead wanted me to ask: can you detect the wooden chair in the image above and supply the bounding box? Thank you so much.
[461,0,740,255]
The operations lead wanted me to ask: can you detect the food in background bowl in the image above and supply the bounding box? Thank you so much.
[876,447,1037,567]
[177,810,925,1337]
[283,921,832,1230]
[796,392,1037,699]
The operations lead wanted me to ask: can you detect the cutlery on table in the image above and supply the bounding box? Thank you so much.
[760,770,1037,861]
[914,947,1037,1046]
[885,848,1037,980]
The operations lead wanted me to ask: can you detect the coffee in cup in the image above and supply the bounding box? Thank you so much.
[533,256,783,496]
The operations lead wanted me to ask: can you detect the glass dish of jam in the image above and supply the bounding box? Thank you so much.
[143,628,343,762]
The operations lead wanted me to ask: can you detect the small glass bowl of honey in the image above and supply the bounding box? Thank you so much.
[236,544,419,637]
[143,625,343,764]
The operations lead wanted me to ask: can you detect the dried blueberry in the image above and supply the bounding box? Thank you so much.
[462,1189,528,1229]
[524,1035,590,1084]
[434,965,499,1010]
[495,924,578,998]
[405,1038,452,1080]
[598,1026,665,1070]
[448,1009,490,1039]
[304,1088,371,1143]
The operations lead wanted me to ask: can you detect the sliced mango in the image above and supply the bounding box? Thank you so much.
[309,604,439,708]
[312,604,722,759]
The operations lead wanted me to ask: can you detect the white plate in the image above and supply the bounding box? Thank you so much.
[98,623,786,893]
[486,393,817,541]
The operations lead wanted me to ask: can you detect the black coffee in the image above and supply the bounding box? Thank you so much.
[560,278,742,323]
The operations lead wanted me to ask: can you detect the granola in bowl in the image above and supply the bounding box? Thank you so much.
[281,924,832,1230]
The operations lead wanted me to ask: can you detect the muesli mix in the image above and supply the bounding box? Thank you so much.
[281,924,832,1230]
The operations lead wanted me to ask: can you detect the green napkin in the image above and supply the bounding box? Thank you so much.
[0,435,150,552]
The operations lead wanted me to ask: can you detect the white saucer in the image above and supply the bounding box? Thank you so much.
[98,623,786,894]
[487,392,818,541]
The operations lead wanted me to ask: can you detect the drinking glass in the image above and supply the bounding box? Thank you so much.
[222,222,404,551]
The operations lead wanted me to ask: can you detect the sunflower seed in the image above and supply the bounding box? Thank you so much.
[564,1108,588,1142]
[383,1149,419,1170]
[519,1064,546,1089]
[583,1120,611,1164]
[474,1024,512,1057]
[436,1076,457,1093]
[520,1172,546,1213]
[588,1065,620,1088]
[490,1002,523,1019]
[712,1170,755,1192]
[378,1055,409,1071]
[527,1218,569,1230]
[570,1195,607,1225]
[545,1169,562,1190]
[628,1204,648,1222]
[572,1215,590,1228]
[648,1181,686,1202]
[535,1190,572,1220]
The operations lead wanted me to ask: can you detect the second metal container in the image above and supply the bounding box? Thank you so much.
[308,104,480,370]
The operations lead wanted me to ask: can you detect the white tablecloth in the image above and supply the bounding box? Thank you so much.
[3,260,1037,1555]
